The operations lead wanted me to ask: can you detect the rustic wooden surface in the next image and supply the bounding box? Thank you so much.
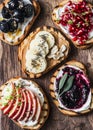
[0,0,93,130]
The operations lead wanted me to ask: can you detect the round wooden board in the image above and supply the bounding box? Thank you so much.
[0,0,93,130]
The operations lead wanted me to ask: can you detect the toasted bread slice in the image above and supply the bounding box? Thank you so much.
[18,26,70,78]
[49,60,93,116]
[52,0,93,49]
[0,0,40,45]
[0,77,49,130]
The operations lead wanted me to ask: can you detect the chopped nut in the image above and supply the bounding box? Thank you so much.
[60,45,66,52]
[47,44,66,60]
[50,45,58,54]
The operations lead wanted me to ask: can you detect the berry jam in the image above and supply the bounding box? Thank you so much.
[56,66,90,109]
[59,1,93,45]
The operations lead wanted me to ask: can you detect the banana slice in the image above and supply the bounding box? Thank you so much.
[26,56,47,74]
[35,31,55,49]
[30,37,49,57]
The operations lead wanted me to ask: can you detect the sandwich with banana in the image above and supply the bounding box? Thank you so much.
[0,77,49,130]
[52,0,93,49]
[18,26,70,78]
[0,0,40,45]
[49,60,93,116]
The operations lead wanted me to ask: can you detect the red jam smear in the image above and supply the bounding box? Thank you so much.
[59,1,93,45]
[56,66,90,109]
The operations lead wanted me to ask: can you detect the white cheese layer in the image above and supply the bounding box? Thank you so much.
[0,0,34,43]
[54,65,91,112]
[5,78,44,127]
[1,83,13,106]
[54,5,93,39]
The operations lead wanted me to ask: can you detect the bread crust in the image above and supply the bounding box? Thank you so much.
[49,60,93,116]
[52,0,93,49]
[0,0,40,45]
[18,26,70,78]
[0,77,49,130]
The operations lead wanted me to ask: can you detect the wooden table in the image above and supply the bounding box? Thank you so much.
[0,0,93,130]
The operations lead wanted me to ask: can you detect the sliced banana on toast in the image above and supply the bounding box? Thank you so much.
[30,37,49,57]
[26,56,47,74]
[35,31,55,49]
[18,26,70,78]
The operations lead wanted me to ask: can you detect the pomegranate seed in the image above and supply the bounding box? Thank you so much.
[72,3,76,9]
[77,30,83,36]
[83,35,88,40]
[67,1,72,6]
[82,23,86,28]
[70,32,75,36]
[72,37,77,41]
[86,6,91,11]
[77,16,80,20]
[79,40,85,45]
[89,13,93,17]
[60,21,67,26]
[75,5,79,10]
[65,7,69,12]
[85,16,89,21]
[68,25,75,32]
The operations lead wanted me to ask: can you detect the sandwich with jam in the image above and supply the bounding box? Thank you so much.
[0,77,49,129]
[52,0,93,49]
[50,60,93,115]
[18,26,70,78]
[0,0,40,45]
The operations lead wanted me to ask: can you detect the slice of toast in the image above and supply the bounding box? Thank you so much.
[0,0,40,45]
[18,26,70,78]
[0,77,49,130]
[52,0,93,49]
[49,60,93,116]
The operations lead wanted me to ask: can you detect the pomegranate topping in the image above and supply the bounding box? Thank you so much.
[59,1,93,45]
[56,66,90,109]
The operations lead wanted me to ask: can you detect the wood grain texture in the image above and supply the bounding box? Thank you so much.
[0,0,93,130]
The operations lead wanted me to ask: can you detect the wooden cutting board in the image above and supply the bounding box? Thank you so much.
[0,0,93,130]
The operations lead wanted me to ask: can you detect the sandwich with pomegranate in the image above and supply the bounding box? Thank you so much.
[52,0,93,49]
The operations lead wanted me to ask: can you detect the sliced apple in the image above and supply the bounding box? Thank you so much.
[21,89,33,122]
[18,89,28,121]
[32,97,41,121]
[8,87,22,118]
[12,91,24,121]
[27,91,37,121]
[3,99,15,115]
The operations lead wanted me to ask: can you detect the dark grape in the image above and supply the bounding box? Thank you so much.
[13,9,24,23]
[2,6,11,19]
[8,19,18,32]
[8,0,19,10]
[0,20,10,33]
[24,4,34,18]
